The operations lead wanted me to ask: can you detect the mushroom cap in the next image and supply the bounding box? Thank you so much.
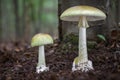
[60,5,106,21]
[31,33,53,47]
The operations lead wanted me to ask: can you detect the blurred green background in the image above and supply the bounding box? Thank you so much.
[0,0,58,42]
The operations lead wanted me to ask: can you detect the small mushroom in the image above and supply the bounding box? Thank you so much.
[60,5,106,72]
[31,33,53,73]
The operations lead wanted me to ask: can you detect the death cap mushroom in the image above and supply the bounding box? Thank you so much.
[60,5,106,72]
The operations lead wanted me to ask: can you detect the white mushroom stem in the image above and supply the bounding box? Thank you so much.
[38,46,46,66]
[78,27,88,62]
[36,46,49,73]
[78,16,88,62]
[72,16,93,72]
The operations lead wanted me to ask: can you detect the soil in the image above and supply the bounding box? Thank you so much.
[0,39,120,80]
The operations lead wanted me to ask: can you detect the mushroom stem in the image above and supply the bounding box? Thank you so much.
[78,16,88,62]
[38,46,46,67]
[72,16,94,72]
[36,46,49,73]
[72,16,93,72]
[78,27,88,62]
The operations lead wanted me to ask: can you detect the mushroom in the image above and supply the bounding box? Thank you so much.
[60,5,106,72]
[31,33,53,73]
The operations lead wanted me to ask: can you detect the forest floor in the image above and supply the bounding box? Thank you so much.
[0,35,120,80]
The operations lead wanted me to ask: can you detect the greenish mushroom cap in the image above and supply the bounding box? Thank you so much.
[60,5,106,21]
[31,33,53,47]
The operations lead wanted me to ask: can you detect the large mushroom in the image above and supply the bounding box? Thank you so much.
[31,33,53,73]
[60,5,106,72]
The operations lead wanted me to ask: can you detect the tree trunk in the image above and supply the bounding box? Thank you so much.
[58,0,63,41]
[36,0,43,33]
[24,0,31,41]
[116,0,119,27]
[119,0,120,24]
[13,0,21,40]
[0,0,2,41]
[1,0,10,41]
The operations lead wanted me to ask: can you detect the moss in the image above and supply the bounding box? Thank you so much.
[63,33,78,45]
